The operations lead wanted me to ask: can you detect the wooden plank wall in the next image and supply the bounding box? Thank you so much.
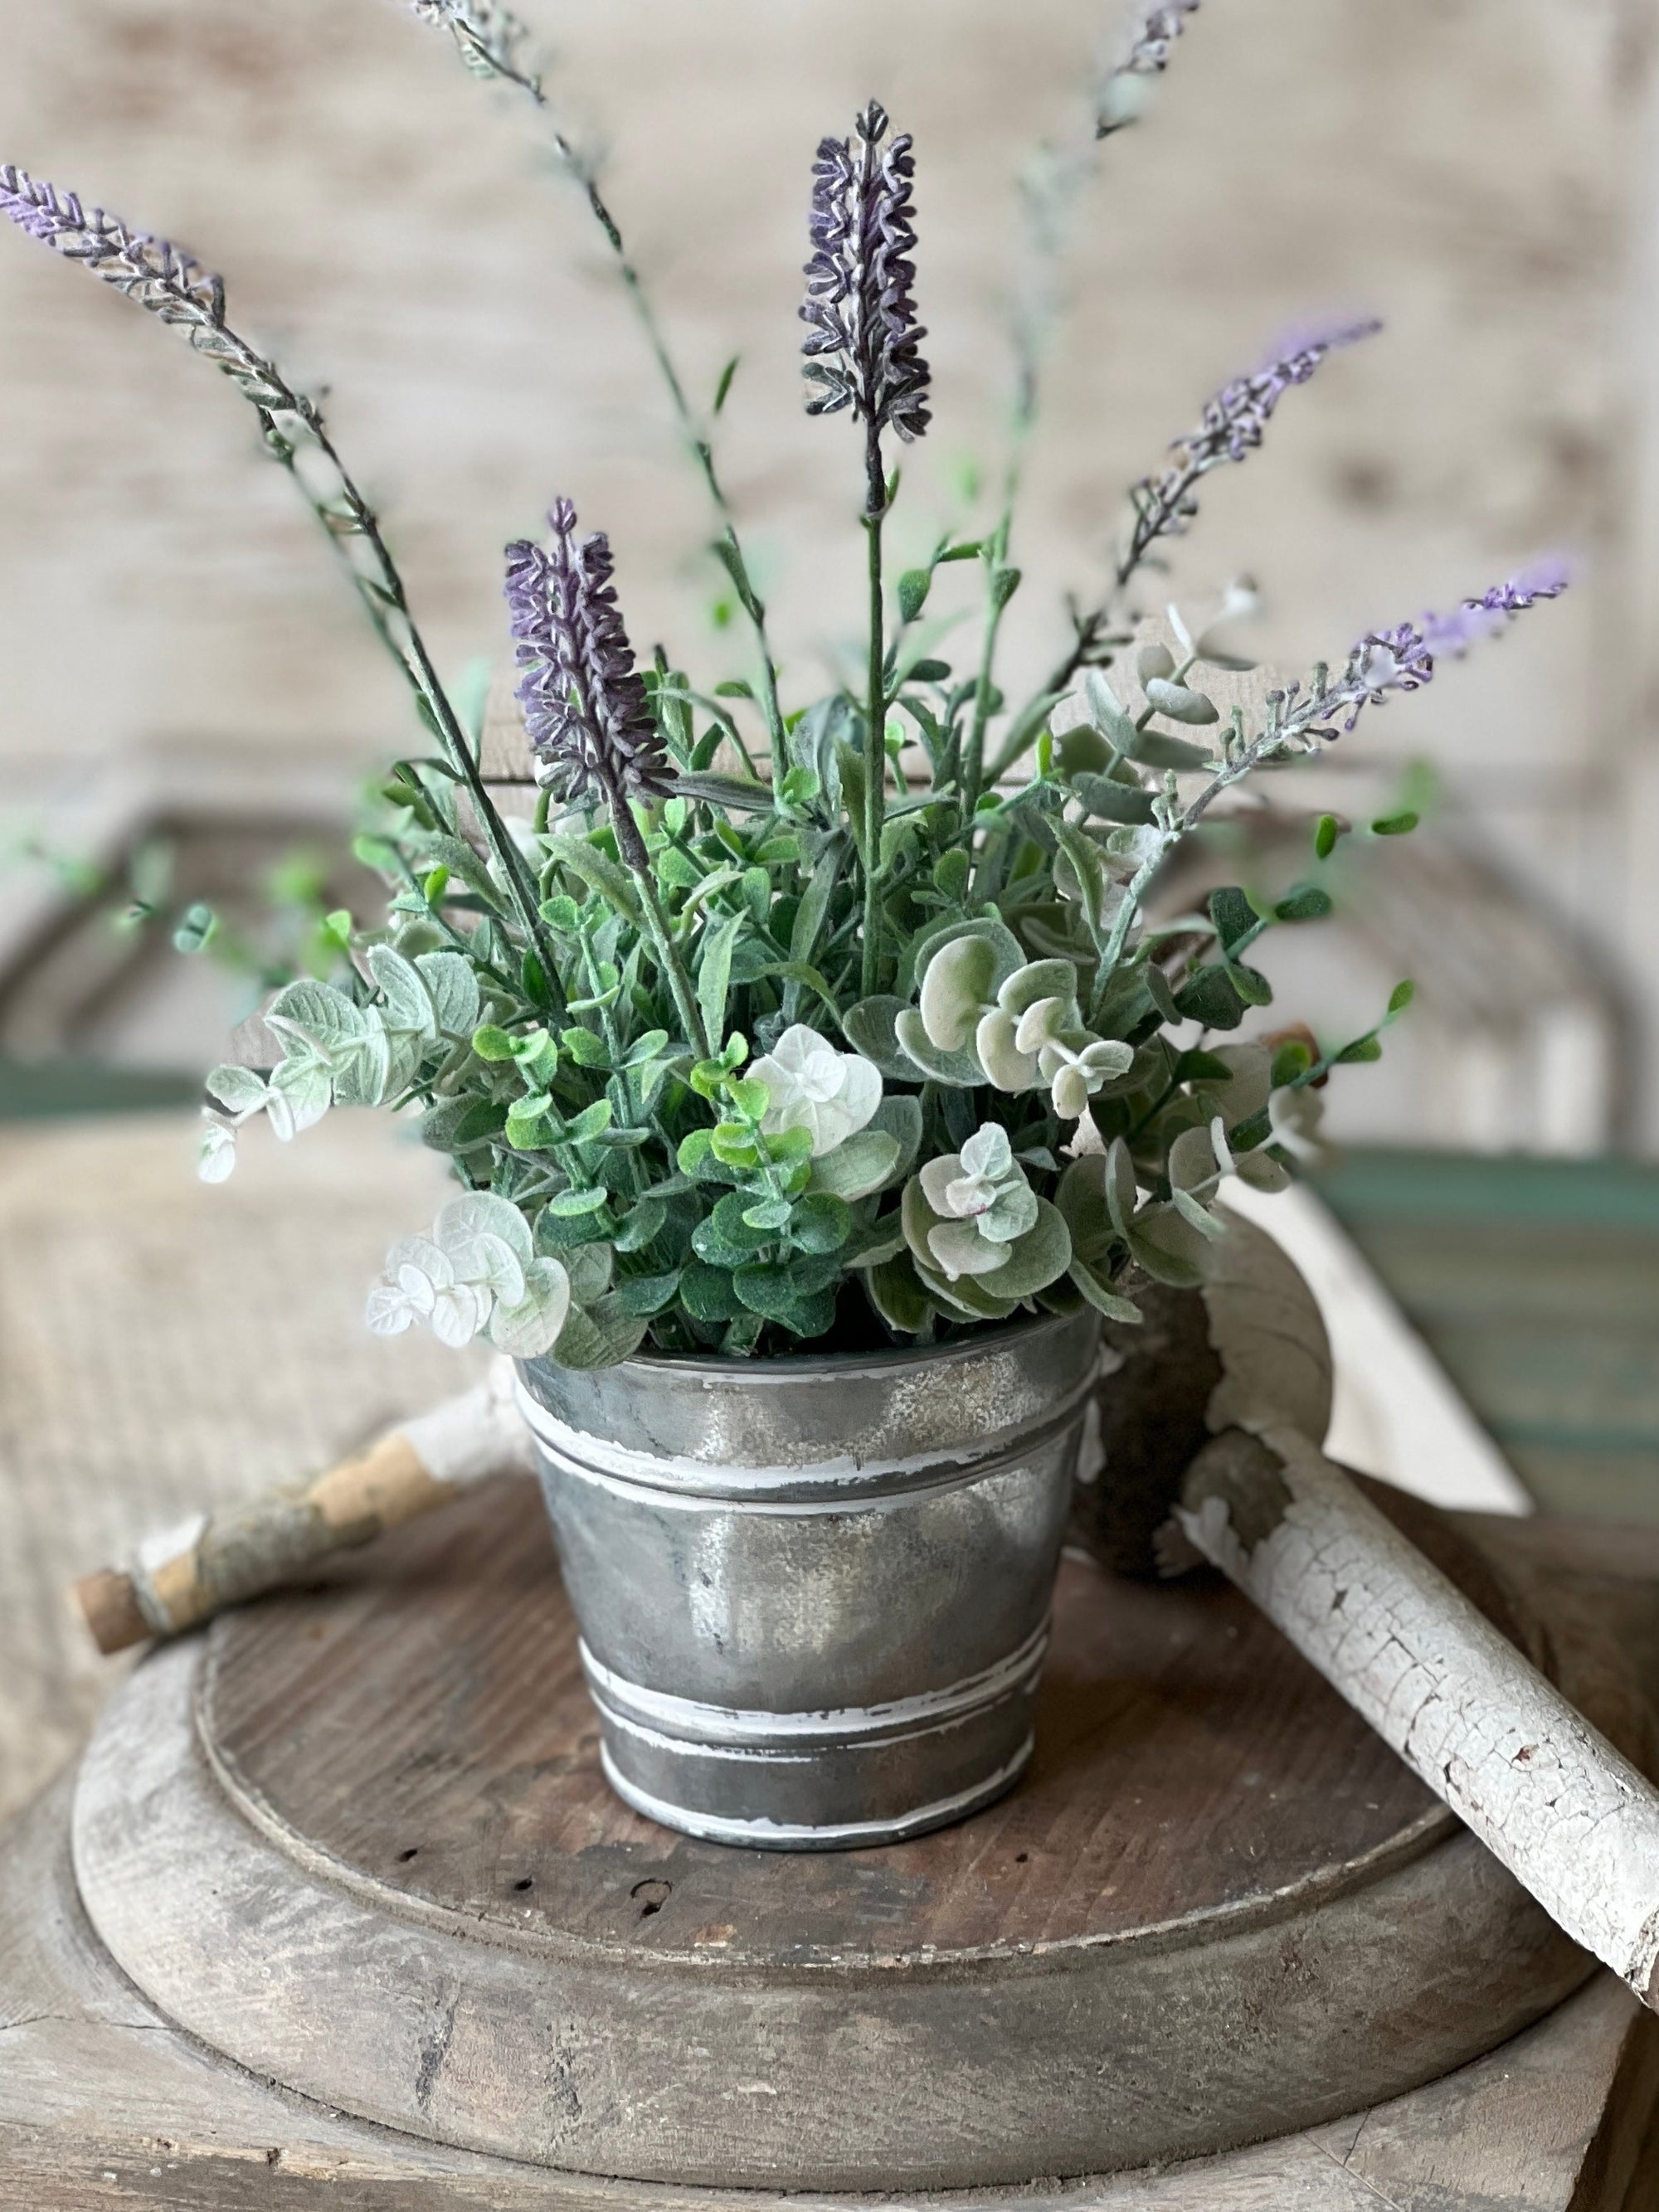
[0,0,1653,1140]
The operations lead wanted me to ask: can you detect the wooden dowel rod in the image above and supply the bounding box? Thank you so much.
[73,1360,531,1653]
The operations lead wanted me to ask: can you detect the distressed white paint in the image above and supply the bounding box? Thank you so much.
[1180,1426,1659,1999]
[596,1737,1035,1850]
[1221,1181,1532,1515]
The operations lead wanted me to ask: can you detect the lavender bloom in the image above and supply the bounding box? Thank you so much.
[1121,0,1200,74]
[1096,2,1201,135]
[1418,602,1506,658]
[1192,319,1384,464]
[1301,566,1574,738]
[505,500,672,846]
[1463,554,1572,616]
[0,163,305,418]
[1323,561,1569,735]
[801,100,931,501]
[1184,561,1569,829]
[1339,624,1438,725]
[1127,316,1380,570]
[404,0,535,87]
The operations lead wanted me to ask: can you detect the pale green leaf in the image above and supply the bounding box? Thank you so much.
[842,995,923,1082]
[808,1130,901,1201]
[1170,1185,1228,1241]
[205,1064,268,1118]
[266,1053,332,1139]
[367,944,436,1035]
[265,980,367,1056]
[416,951,480,1037]
[894,1006,984,1086]
[1067,1257,1143,1324]
[698,911,743,1054]
[541,834,643,925]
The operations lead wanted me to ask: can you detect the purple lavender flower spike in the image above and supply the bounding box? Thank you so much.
[1121,314,1379,579]
[1125,2,1200,73]
[801,100,931,507]
[504,500,671,864]
[1332,559,1570,732]
[1418,602,1506,659]
[1340,623,1436,728]
[1186,559,1569,825]
[1162,318,1380,496]
[0,163,302,416]
[1465,553,1572,617]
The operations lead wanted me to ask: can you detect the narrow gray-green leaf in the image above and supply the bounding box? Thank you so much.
[698,911,744,1054]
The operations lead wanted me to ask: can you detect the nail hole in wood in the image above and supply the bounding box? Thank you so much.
[1014,1853,1029,1864]
[513,1876,533,1892]
[631,1878,673,1918]
[397,1847,420,1863]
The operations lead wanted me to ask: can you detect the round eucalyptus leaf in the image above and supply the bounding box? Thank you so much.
[1143,678,1219,726]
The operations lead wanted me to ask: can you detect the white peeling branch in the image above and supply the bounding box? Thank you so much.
[1179,1424,1659,2004]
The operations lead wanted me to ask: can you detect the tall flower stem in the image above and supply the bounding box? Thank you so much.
[576,173,786,775]
[861,445,887,996]
[0,164,561,999]
[405,12,786,776]
[1029,316,1383,715]
[270,415,562,1004]
[798,96,930,994]
[1087,838,1174,1028]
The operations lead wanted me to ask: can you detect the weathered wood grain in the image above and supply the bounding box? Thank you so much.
[2,1767,1653,2208]
[200,1475,1457,1962]
[1180,1428,1659,2001]
[65,1476,1642,2188]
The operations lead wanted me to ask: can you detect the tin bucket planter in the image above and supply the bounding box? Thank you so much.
[515,1305,1101,1849]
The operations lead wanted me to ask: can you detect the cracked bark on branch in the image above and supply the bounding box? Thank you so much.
[1178,1424,1659,2005]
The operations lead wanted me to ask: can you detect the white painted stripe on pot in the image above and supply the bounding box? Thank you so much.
[593,1700,1021,1767]
[578,1621,1048,1749]
[597,1735,1036,1848]
[514,1378,1092,1510]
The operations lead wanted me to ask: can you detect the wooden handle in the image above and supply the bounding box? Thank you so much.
[72,1363,530,1653]
[74,1567,153,1656]
[1180,1425,1659,2009]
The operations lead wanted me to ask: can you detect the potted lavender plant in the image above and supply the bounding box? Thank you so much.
[0,1,1566,1846]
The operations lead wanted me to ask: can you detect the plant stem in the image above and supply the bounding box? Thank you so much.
[861,428,888,997]
[388,847,518,993]
[575,922,624,1066]
[607,787,711,1059]
[463,48,787,778]
[1028,459,1203,709]
[1087,836,1176,1028]
[577,172,786,770]
[270,415,564,1010]
[961,514,1012,816]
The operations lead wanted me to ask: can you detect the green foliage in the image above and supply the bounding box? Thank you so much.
[201,656,1392,1355]
[172,63,1461,1369]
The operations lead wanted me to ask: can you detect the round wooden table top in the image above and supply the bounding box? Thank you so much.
[73,1475,1601,2191]
[203,1475,1482,1964]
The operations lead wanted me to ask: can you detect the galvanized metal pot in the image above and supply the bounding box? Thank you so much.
[515,1306,1102,1850]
